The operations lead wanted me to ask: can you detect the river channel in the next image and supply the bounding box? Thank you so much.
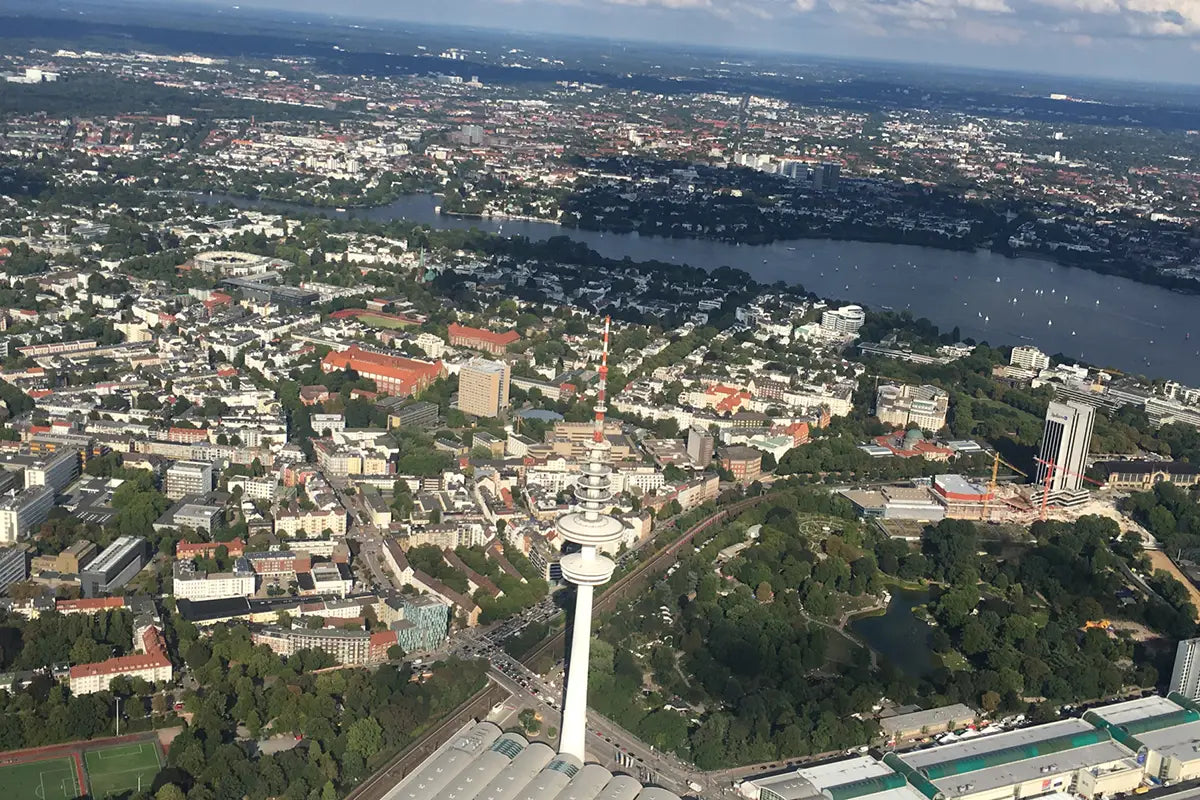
[193,192,1200,384]
[849,587,937,680]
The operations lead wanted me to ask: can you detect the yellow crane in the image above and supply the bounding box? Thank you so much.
[983,452,1028,521]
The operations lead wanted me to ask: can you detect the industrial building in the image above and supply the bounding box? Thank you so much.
[841,485,946,522]
[219,275,318,306]
[879,704,978,742]
[380,721,678,800]
[1087,694,1200,785]
[885,718,1143,800]
[739,756,927,800]
[930,475,994,520]
[80,536,148,597]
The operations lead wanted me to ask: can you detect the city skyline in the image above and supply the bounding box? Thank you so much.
[191,0,1200,84]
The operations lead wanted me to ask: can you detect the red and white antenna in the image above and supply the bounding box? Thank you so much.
[594,316,610,442]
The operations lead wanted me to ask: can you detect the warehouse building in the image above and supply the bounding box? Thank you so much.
[885,718,1143,800]
[739,756,930,800]
[1086,694,1200,785]
[381,720,678,800]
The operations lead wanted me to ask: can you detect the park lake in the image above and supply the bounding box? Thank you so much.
[849,587,938,679]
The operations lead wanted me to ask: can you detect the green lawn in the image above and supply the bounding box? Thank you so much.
[84,742,162,798]
[0,756,81,800]
[359,313,413,329]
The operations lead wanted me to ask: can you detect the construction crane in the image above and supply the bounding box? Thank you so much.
[983,452,1028,520]
[1033,457,1105,520]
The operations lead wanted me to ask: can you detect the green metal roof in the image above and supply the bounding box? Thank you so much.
[1168,692,1200,714]
[883,753,942,800]
[826,773,907,800]
[1119,709,1200,736]
[915,729,1111,780]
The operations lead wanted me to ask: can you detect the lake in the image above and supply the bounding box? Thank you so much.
[193,192,1200,384]
[849,587,937,680]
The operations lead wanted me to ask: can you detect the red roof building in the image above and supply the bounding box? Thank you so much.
[321,346,443,397]
[69,625,173,695]
[447,323,520,356]
[175,538,246,560]
[56,597,127,615]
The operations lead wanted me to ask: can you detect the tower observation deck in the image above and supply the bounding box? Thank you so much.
[557,316,624,762]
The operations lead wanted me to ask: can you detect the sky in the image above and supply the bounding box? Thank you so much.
[207,0,1200,84]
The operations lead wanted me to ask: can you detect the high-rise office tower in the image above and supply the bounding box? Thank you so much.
[457,358,511,418]
[1035,400,1095,504]
[556,317,624,762]
[1171,638,1200,700]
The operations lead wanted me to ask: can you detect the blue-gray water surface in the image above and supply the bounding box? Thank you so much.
[197,192,1200,384]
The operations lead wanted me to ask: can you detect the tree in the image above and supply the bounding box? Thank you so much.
[346,717,384,760]
[755,581,774,603]
[156,785,187,800]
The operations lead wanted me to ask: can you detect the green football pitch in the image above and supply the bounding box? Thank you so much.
[0,756,81,800]
[83,742,162,798]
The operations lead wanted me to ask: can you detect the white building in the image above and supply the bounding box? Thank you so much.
[165,460,214,500]
[173,561,256,601]
[1170,638,1200,701]
[1035,400,1095,504]
[0,485,56,543]
[23,451,79,493]
[820,305,866,335]
[1010,345,1050,371]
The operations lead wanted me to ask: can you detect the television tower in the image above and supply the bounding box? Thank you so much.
[557,316,624,762]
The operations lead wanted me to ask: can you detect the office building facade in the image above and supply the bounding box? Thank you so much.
[686,426,714,468]
[0,545,29,591]
[80,536,148,597]
[457,358,511,418]
[165,460,214,500]
[1170,638,1200,700]
[0,485,55,543]
[1035,400,1096,501]
[23,450,79,493]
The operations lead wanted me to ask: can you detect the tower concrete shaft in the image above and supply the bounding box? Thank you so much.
[556,316,622,762]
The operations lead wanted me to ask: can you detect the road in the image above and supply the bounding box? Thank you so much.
[349,492,781,799]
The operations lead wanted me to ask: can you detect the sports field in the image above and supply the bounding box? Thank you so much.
[358,313,413,329]
[83,742,162,798]
[0,755,81,800]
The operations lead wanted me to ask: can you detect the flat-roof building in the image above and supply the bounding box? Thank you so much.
[875,384,950,432]
[886,718,1142,800]
[0,485,55,543]
[80,536,148,598]
[379,721,677,800]
[0,545,29,592]
[457,358,510,418]
[165,460,214,500]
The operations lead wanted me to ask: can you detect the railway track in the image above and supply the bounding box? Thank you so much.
[345,684,507,800]
[348,493,775,800]
[521,493,771,667]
